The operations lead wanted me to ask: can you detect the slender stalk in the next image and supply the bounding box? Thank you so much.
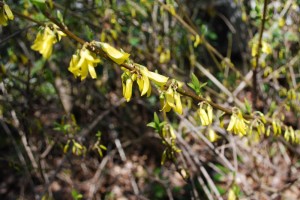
[253,0,269,108]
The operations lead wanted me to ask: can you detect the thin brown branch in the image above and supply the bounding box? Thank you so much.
[253,0,269,108]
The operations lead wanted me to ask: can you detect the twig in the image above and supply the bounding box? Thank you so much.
[176,129,223,200]
[195,62,244,108]
[180,116,235,172]
[253,0,269,108]
[40,99,125,198]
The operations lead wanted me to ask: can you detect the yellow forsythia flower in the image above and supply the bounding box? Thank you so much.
[251,42,258,57]
[121,72,135,102]
[228,188,236,200]
[31,24,66,59]
[121,64,168,101]
[136,64,169,96]
[159,49,171,64]
[137,65,151,97]
[227,107,249,136]
[68,47,101,80]
[97,42,130,65]
[278,17,285,27]
[262,41,272,55]
[0,3,14,26]
[197,102,213,126]
[193,34,201,47]
[146,70,169,86]
[161,81,183,114]
[208,129,219,142]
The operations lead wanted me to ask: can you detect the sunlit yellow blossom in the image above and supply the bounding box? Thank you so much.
[159,49,171,64]
[137,65,151,97]
[197,102,213,126]
[146,71,169,86]
[284,126,297,143]
[193,34,201,47]
[261,41,272,55]
[97,42,130,64]
[251,42,258,57]
[208,129,219,142]
[161,80,183,114]
[0,3,14,26]
[68,47,101,80]
[31,24,66,59]
[278,17,285,27]
[227,107,249,136]
[272,119,282,136]
[121,72,135,102]
[120,64,168,101]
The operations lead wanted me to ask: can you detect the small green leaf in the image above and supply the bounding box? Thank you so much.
[153,112,160,124]
[187,82,195,90]
[30,0,46,10]
[100,145,107,150]
[159,121,167,128]
[244,98,252,114]
[191,73,200,88]
[57,10,64,23]
[147,122,156,128]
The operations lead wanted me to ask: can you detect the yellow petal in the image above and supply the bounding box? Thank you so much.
[262,41,272,55]
[193,34,201,47]
[4,4,14,20]
[80,61,89,80]
[174,92,182,114]
[146,83,151,97]
[284,127,290,141]
[207,104,213,124]
[0,13,8,26]
[137,77,144,93]
[165,87,175,108]
[289,127,295,142]
[141,75,150,96]
[100,42,130,64]
[227,115,237,131]
[88,64,97,79]
[81,49,95,61]
[208,129,218,142]
[147,71,169,86]
[199,109,209,126]
[124,78,133,102]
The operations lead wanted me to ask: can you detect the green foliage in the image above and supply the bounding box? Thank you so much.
[187,73,207,96]
[147,112,166,133]
[71,188,83,200]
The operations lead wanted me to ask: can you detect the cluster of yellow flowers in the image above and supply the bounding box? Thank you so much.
[121,71,135,102]
[68,47,101,80]
[197,102,213,126]
[227,107,249,136]
[121,64,169,102]
[31,24,66,59]
[0,3,14,26]
[160,80,183,115]
[284,126,299,143]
